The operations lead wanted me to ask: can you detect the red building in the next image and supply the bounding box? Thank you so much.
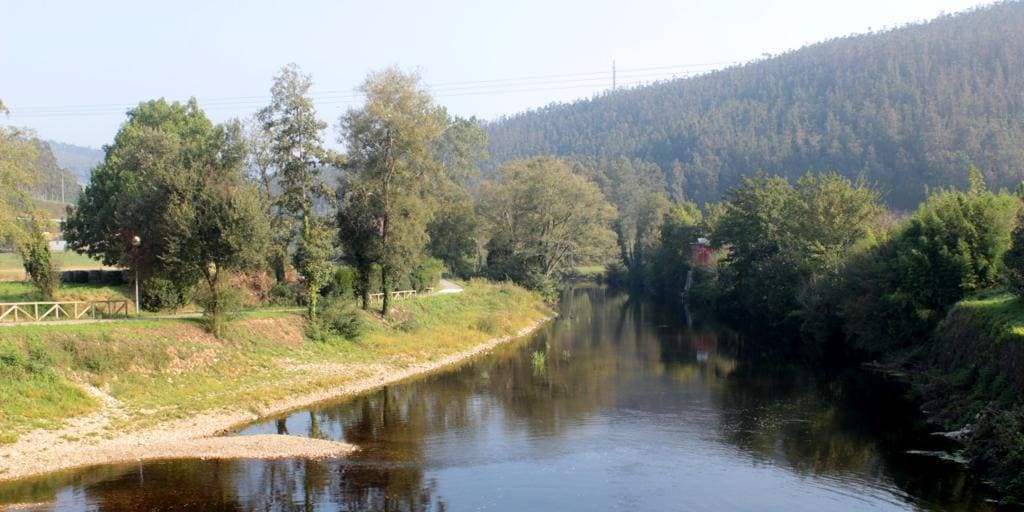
[689,238,715,267]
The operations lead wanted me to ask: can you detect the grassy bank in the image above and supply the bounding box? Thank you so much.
[912,289,1024,500]
[0,280,550,445]
[0,252,110,281]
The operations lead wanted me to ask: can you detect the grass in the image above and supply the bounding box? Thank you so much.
[0,281,132,303]
[573,265,606,277]
[0,280,550,441]
[954,288,1024,343]
[0,252,110,281]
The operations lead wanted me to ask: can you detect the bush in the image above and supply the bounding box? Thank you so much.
[309,298,365,341]
[410,258,444,291]
[324,266,355,298]
[268,281,300,306]
[18,225,59,299]
[141,276,192,311]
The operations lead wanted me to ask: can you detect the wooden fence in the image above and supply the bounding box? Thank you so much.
[367,288,433,304]
[0,300,131,323]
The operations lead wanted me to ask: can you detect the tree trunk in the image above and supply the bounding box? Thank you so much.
[359,270,370,310]
[381,270,390,317]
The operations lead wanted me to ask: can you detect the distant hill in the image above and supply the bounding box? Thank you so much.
[47,140,103,185]
[29,140,80,205]
[485,2,1024,209]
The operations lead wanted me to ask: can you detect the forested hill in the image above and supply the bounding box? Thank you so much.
[484,1,1024,209]
[46,140,103,184]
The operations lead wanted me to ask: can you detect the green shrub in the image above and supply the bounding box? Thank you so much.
[310,298,365,341]
[324,266,355,298]
[410,257,444,291]
[18,219,60,300]
[0,341,27,373]
[141,276,192,311]
[268,281,300,306]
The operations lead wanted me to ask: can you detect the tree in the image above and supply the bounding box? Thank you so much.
[594,157,671,291]
[477,157,616,294]
[1005,205,1024,297]
[427,113,488,277]
[713,172,882,336]
[161,121,270,336]
[65,99,269,327]
[257,64,335,318]
[338,68,444,316]
[65,99,214,307]
[0,114,38,246]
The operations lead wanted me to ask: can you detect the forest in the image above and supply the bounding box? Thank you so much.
[485,1,1024,210]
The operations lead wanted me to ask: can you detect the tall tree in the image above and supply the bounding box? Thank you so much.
[65,100,269,326]
[161,121,270,336]
[64,98,215,304]
[257,64,335,319]
[427,113,488,277]
[0,116,58,299]
[713,172,882,335]
[338,68,444,316]
[0,119,37,248]
[477,157,616,294]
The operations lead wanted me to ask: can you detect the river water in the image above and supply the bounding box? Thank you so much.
[0,287,1000,510]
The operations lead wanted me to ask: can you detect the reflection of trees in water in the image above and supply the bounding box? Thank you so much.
[79,460,246,511]
[713,366,995,512]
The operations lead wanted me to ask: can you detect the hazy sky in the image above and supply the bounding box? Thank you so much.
[1,0,994,148]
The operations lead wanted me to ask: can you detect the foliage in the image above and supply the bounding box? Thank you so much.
[485,3,1024,210]
[1003,205,1024,297]
[17,216,59,299]
[309,298,366,341]
[577,157,670,291]
[141,276,191,311]
[427,184,479,278]
[410,257,444,291]
[338,67,444,315]
[257,64,336,319]
[64,100,268,325]
[646,203,702,299]
[0,124,38,248]
[713,172,882,337]
[194,279,242,338]
[293,215,334,321]
[838,177,1018,353]
[325,265,356,298]
[477,156,616,294]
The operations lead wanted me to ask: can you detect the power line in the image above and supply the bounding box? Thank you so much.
[4,60,738,118]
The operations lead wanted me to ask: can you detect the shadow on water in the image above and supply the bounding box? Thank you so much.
[0,286,1006,511]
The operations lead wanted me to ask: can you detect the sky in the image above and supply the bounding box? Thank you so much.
[0,0,996,149]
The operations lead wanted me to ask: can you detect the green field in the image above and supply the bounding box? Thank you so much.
[0,252,110,281]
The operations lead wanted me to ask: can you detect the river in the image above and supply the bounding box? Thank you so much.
[0,286,999,510]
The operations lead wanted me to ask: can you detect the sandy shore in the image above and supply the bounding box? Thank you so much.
[0,315,554,483]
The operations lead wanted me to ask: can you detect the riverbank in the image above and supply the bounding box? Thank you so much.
[0,280,554,482]
[903,289,1024,501]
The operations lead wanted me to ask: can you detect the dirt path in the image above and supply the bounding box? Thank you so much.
[0,315,554,483]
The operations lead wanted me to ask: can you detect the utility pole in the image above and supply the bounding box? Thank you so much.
[61,174,65,205]
[612,60,617,91]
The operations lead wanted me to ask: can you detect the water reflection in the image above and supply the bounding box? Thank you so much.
[0,286,1000,511]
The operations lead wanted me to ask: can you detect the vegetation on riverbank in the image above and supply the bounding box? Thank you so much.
[911,290,1024,498]
[0,280,549,444]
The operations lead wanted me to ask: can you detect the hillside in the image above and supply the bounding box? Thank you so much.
[485,2,1024,209]
[47,140,103,184]
[29,140,80,204]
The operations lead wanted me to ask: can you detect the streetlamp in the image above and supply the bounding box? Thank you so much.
[131,236,141,315]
